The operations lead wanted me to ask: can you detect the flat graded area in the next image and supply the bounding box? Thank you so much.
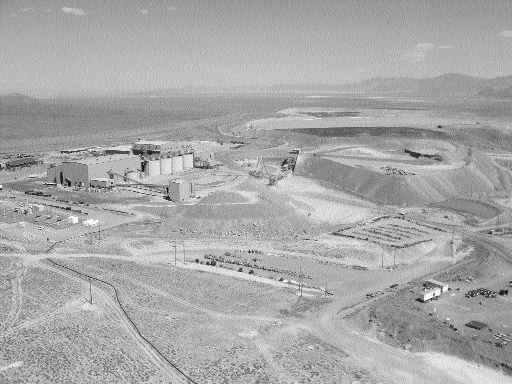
[334,216,447,248]
[432,198,502,220]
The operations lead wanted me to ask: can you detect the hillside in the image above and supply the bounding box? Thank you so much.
[294,152,512,206]
[337,74,512,97]
[132,74,512,98]
[0,92,41,107]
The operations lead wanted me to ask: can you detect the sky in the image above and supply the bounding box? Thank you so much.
[1,0,512,94]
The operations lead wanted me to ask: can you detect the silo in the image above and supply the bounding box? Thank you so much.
[173,155,183,173]
[146,159,160,177]
[182,153,193,169]
[160,155,172,175]
[171,155,178,173]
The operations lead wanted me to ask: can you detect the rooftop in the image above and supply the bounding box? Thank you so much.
[106,145,132,151]
[426,278,449,287]
[64,155,138,166]
[134,140,168,146]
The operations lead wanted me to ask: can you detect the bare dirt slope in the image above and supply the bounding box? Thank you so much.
[294,151,511,205]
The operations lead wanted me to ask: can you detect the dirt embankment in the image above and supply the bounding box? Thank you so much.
[294,151,512,206]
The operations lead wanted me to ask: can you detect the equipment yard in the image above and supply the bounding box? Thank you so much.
[334,215,446,248]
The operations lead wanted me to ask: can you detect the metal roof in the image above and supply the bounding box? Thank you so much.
[105,145,132,151]
[134,141,168,146]
[64,155,138,166]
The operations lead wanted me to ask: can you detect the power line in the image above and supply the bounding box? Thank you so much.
[46,258,198,384]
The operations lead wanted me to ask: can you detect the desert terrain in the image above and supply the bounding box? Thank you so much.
[2,94,512,383]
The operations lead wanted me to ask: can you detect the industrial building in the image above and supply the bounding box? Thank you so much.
[193,152,215,168]
[105,145,133,155]
[5,157,39,170]
[47,155,141,187]
[132,141,175,155]
[166,179,194,202]
[60,147,88,154]
[90,178,114,188]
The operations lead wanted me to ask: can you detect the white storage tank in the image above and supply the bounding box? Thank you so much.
[145,159,160,177]
[171,155,183,173]
[182,153,193,169]
[173,155,183,173]
[160,156,173,175]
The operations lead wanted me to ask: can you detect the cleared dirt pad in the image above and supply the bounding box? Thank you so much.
[432,198,501,220]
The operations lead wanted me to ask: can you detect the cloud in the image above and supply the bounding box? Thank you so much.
[140,9,149,14]
[61,7,85,16]
[499,30,512,37]
[20,7,33,13]
[167,6,177,11]
[44,8,53,13]
[400,42,453,63]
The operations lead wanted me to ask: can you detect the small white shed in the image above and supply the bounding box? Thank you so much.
[67,215,79,224]
[420,287,442,302]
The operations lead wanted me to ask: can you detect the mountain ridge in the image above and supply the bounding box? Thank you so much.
[4,74,512,99]
[127,73,512,98]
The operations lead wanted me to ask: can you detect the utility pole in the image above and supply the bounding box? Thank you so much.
[89,278,93,305]
[98,220,101,243]
[451,230,456,265]
[174,240,177,267]
[299,266,303,298]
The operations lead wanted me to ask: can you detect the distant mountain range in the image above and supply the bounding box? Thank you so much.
[334,73,512,98]
[134,73,512,98]
[0,92,42,106]
[4,73,512,99]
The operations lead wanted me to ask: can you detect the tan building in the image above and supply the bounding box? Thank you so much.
[47,155,141,187]
[166,179,194,202]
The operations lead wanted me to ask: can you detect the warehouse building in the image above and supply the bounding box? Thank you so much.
[132,141,174,155]
[47,155,141,187]
[5,157,39,170]
[105,145,133,155]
